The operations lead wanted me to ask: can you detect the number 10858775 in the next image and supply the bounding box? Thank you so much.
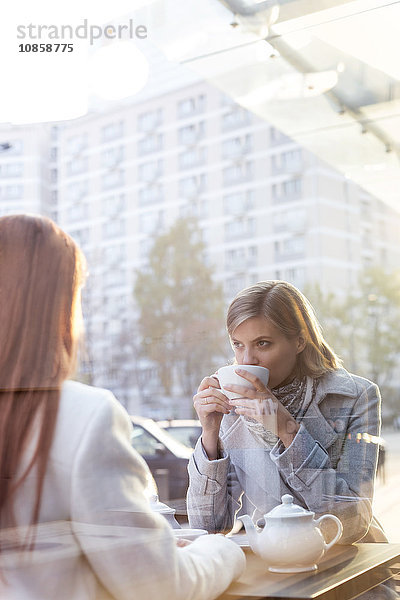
[19,43,74,52]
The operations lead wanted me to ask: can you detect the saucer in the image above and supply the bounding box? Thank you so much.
[225,533,250,548]
[173,529,208,541]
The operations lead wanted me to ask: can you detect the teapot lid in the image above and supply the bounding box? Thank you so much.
[149,494,176,515]
[266,494,314,518]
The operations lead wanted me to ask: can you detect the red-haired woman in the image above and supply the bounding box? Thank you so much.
[0,215,244,600]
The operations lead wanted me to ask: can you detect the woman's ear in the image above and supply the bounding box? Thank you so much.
[296,334,306,354]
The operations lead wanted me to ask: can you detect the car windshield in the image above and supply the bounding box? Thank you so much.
[164,426,201,449]
[131,419,193,459]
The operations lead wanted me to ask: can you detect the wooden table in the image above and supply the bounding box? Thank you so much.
[217,543,400,600]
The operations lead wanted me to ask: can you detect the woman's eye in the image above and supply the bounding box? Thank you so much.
[232,341,242,348]
[258,340,270,347]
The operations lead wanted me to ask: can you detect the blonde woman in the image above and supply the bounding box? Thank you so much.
[0,215,245,600]
[188,281,386,547]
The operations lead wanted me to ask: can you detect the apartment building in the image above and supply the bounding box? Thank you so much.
[1,78,400,416]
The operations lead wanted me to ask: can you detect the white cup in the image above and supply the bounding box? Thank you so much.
[216,365,269,401]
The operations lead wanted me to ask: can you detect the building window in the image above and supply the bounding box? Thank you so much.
[102,170,124,190]
[179,199,208,219]
[179,174,207,197]
[270,127,290,145]
[223,162,253,186]
[3,140,23,155]
[138,160,162,182]
[271,149,302,174]
[225,245,257,269]
[0,184,24,199]
[178,148,206,170]
[103,219,125,239]
[223,190,254,215]
[222,108,251,131]
[178,122,205,145]
[139,185,163,206]
[67,203,88,222]
[138,134,163,155]
[273,178,302,201]
[225,274,246,297]
[103,244,125,265]
[102,194,125,216]
[139,210,164,234]
[224,217,255,240]
[273,208,306,232]
[222,134,252,158]
[0,163,23,178]
[67,181,88,201]
[101,146,124,168]
[102,121,124,142]
[67,157,88,176]
[177,95,206,118]
[275,236,305,260]
[138,109,162,132]
[67,134,87,155]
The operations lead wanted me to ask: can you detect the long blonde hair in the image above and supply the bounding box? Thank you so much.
[227,281,341,379]
[0,215,85,536]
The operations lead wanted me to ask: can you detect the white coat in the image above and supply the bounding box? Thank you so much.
[1,381,245,600]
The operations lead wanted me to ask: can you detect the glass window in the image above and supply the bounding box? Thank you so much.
[131,426,165,457]
[138,160,162,182]
[139,210,164,234]
[101,146,124,168]
[223,190,254,215]
[179,174,206,196]
[178,148,206,169]
[139,185,163,206]
[67,203,88,223]
[222,108,251,130]
[67,157,88,176]
[102,219,125,239]
[223,162,253,185]
[67,134,88,154]
[177,95,205,118]
[178,122,205,145]
[101,121,124,142]
[138,134,163,155]
[67,181,88,201]
[0,185,23,199]
[138,109,162,132]
[102,170,124,190]
[0,163,23,178]
[102,194,125,216]
[222,134,252,158]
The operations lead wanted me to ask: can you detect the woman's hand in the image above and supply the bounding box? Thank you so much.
[193,376,231,460]
[224,368,299,448]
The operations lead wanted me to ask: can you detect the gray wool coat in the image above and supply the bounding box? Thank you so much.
[187,368,387,545]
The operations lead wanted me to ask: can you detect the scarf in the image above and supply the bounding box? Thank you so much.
[244,376,318,447]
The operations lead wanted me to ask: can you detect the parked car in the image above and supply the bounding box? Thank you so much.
[157,419,202,449]
[130,416,192,501]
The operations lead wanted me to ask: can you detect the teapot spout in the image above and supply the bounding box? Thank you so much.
[239,515,259,553]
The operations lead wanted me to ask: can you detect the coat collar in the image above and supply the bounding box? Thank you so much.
[300,369,356,449]
[315,368,357,403]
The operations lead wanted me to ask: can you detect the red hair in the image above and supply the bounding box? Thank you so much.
[0,215,84,541]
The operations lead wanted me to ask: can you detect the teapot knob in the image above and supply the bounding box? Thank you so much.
[281,494,294,504]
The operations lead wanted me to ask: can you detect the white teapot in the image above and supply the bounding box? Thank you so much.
[240,494,343,573]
